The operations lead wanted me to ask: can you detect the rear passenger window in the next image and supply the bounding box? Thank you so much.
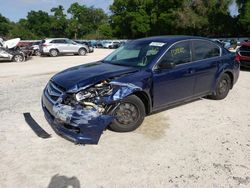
[50,40,66,44]
[160,41,191,65]
[193,40,220,61]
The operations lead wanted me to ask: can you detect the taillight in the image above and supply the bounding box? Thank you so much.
[235,52,240,63]
[42,44,49,47]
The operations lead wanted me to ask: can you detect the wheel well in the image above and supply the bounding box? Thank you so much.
[79,47,87,52]
[133,91,150,115]
[224,71,234,88]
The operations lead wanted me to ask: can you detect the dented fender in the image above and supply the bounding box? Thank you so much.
[97,81,143,104]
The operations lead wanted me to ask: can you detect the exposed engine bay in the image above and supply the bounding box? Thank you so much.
[63,80,113,113]
[62,79,141,112]
[42,78,142,144]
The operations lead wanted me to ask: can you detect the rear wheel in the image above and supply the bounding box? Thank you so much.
[12,54,25,62]
[109,95,145,132]
[209,73,231,100]
[49,49,58,57]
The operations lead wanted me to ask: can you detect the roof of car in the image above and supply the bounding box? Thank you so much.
[134,36,208,43]
[45,38,69,40]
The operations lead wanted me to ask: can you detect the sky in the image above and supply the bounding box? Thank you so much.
[0,0,239,22]
[229,0,239,17]
[0,0,114,22]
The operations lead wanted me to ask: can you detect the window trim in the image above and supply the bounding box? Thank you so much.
[153,39,222,71]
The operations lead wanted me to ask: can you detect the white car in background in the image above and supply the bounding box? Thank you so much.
[40,38,89,57]
[102,41,120,49]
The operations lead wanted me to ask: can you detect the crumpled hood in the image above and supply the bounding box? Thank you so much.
[51,61,139,91]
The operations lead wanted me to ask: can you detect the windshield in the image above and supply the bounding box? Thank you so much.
[103,41,166,67]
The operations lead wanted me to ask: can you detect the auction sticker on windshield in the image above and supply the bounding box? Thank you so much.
[149,42,166,47]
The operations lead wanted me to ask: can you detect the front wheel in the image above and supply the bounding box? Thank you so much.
[109,95,145,132]
[78,48,87,56]
[209,73,231,100]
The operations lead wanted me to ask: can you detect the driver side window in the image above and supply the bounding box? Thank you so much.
[159,41,191,67]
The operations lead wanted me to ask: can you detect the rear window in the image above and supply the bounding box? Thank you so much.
[50,40,66,44]
[193,40,220,61]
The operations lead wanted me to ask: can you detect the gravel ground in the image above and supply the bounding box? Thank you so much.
[0,49,249,188]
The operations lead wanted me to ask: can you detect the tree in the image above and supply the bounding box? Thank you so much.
[0,13,11,37]
[97,23,113,39]
[25,10,52,38]
[50,5,68,37]
[176,0,234,36]
[67,3,108,39]
[9,19,38,39]
[238,0,250,35]
[110,0,185,38]
[110,0,151,38]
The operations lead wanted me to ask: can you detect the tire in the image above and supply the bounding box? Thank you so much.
[12,54,25,62]
[209,73,231,100]
[78,48,87,56]
[34,50,41,56]
[109,95,145,132]
[49,49,58,57]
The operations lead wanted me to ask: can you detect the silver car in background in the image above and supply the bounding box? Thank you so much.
[40,38,89,57]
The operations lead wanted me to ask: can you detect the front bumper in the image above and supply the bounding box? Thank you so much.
[42,92,113,144]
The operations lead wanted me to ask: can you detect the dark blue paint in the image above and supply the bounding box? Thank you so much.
[42,36,240,144]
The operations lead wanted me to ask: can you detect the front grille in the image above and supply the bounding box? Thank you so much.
[45,81,64,103]
[239,51,250,57]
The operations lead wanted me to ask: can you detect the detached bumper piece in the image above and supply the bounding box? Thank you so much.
[23,112,51,139]
[42,94,113,144]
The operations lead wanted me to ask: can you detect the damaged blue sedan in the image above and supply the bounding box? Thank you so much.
[42,36,240,144]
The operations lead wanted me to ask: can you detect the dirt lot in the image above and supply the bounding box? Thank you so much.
[0,49,249,188]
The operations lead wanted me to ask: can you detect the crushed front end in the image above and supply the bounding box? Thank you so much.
[42,79,141,144]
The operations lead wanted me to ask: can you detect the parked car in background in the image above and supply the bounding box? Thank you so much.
[42,36,240,144]
[95,41,104,48]
[74,40,94,53]
[0,47,26,62]
[39,38,89,57]
[0,38,26,62]
[31,41,42,56]
[102,41,120,49]
[236,41,250,68]
[17,41,34,58]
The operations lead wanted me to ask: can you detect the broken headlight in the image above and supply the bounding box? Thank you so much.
[75,80,113,102]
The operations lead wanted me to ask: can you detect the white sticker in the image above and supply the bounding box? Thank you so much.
[149,42,166,47]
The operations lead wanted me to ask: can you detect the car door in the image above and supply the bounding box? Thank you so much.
[54,39,68,53]
[65,39,79,53]
[191,40,221,95]
[153,41,196,109]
